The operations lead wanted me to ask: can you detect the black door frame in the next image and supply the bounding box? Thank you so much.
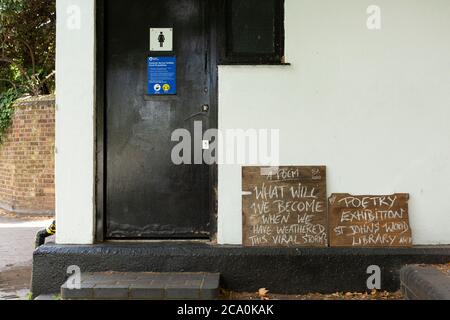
[95,0,219,242]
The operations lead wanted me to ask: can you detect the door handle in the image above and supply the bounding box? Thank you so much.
[184,105,209,121]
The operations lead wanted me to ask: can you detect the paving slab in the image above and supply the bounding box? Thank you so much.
[0,215,53,300]
[61,272,220,300]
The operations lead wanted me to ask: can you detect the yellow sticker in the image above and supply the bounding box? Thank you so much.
[162,84,171,92]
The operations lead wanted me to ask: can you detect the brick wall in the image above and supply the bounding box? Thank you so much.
[0,95,55,216]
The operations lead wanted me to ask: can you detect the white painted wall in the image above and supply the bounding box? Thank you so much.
[56,0,95,244]
[218,0,450,245]
[56,0,450,245]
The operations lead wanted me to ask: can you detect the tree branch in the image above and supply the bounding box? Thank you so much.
[38,70,55,91]
[0,78,17,90]
[0,56,32,83]
[18,39,36,75]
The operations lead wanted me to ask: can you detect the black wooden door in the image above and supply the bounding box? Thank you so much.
[105,0,211,239]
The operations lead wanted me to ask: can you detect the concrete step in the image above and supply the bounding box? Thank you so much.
[34,294,58,300]
[61,272,220,300]
[400,265,450,300]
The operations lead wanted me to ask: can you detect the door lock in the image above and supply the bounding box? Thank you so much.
[202,104,210,113]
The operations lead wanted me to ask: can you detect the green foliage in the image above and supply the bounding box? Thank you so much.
[0,87,18,142]
[0,0,55,95]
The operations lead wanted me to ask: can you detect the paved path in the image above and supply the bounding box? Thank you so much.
[0,215,53,300]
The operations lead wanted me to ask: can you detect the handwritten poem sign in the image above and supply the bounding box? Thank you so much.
[329,194,412,247]
[242,166,328,247]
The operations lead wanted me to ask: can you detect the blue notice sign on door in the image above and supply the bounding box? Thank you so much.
[147,56,177,95]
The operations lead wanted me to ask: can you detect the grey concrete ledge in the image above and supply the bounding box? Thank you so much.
[0,202,54,217]
[14,95,55,108]
[401,265,450,300]
[32,243,450,297]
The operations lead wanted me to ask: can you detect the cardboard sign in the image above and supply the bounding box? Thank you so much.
[147,56,176,95]
[242,166,328,247]
[329,193,412,247]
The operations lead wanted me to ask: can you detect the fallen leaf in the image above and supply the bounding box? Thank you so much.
[257,288,269,298]
[331,292,341,297]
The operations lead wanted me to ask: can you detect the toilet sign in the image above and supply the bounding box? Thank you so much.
[147,56,177,95]
[150,28,173,51]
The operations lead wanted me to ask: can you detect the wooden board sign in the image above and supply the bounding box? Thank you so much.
[329,193,412,247]
[242,166,328,247]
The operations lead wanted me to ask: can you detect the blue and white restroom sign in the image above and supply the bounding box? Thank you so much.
[147,56,177,95]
